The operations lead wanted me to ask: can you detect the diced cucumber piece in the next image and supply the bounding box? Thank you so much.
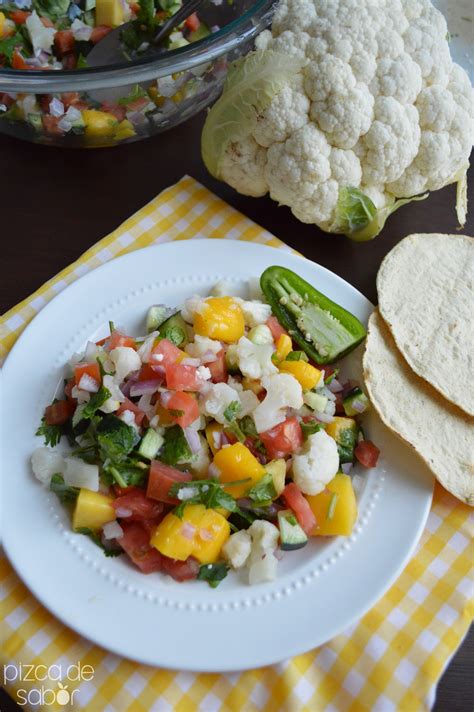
[285,350,309,362]
[138,428,164,460]
[278,509,308,551]
[28,114,43,131]
[343,387,370,416]
[159,312,188,347]
[225,345,240,375]
[304,391,328,412]
[146,305,170,333]
[265,458,286,496]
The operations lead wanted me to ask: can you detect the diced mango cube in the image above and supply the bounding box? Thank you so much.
[326,417,357,443]
[72,489,116,531]
[279,359,321,390]
[82,110,118,138]
[306,473,357,536]
[95,0,124,27]
[275,334,292,362]
[213,442,265,498]
[194,297,245,343]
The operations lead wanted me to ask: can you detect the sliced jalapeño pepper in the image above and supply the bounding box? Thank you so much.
[260,266,366,364]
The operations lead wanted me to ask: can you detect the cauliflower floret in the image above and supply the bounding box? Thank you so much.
[26,10,56,53]
[253,372,303,433]
[240,300,272,328]
[31,447,65,485]
[235,336,278,380]
[248,519,280,552]
[63,457,99,491]
[200,382,258,423]
[181,295,207,324]
[211,279,248,299]
[226,376,260,416]
[110,347,142,384]
[220,137,268,197]
[292,429,339,495]
[253,76,310,148]
[222,529,252,569]
[185,334,223,359]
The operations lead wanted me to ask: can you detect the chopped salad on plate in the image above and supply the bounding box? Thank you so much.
[32,266,380,587]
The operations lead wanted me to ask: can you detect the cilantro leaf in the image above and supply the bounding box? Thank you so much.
[75,528,123,557]
[300,420,325,439]
[324,368,339,385]
[96,415,140,463]
[247,473,276,503]
[160,425,193,466]
[50,474,79,503]
[0,33,25,62]
[223,400,241,423]
[137,0,155,25]
[337,427,357,463]
[285,350,309,362]
[36,418,63,447]
[82,386,111,420]
[32,0,70,20]
[170,478,249,518]
[198,563,229,588]
[118,84,146,106]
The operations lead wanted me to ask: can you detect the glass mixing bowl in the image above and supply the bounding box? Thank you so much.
[0,0,274,147]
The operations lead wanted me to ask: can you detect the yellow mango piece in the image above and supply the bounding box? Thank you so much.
[279,360,322,390]
[205,422,223,455]
[82,110,118,138]
[115,119,135,142]
[306,473,357,536]
[275,334,292,362]
[0,12,5,37]
[194,297,245,343]
[326,417,357,443]
[95,0,124,27]
[150,504,230,564]
[213,442,265,498]
[72,489,116,532]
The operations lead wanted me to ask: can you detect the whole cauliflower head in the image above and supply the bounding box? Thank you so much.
[202,0,473,239]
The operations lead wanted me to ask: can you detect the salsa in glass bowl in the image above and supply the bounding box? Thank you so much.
[0,0,274,146]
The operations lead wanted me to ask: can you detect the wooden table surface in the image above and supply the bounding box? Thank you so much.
[0,115,472,711]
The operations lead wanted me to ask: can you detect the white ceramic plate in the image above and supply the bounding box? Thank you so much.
[0,241,433,671]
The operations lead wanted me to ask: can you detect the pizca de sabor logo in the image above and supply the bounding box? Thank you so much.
[4,662,95,706]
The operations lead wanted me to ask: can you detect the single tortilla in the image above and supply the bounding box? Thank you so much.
[377,233,473,416]
[363,310,473,506]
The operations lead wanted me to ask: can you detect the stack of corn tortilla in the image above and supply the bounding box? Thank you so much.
[363,233,473,505]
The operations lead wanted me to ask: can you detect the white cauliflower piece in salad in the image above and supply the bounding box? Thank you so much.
[248,519,280,553]
[292,429,339,495]
[253,372,303,433]
[222,529,252,569]
[181,295,207,324]
[185,334,223,359]
[31,447,65,485]
[26,10,56,53]
[226,376,260,416]
[240,300,272,327]
[99,374,125,413]
[110,347,142,384]
[63,457,99,492]
[235,336,278,379]
[202,0,474,238]
[201,382,257,424]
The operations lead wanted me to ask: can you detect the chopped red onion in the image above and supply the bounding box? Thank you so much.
[160,390,172,407]
[180,522,196,540]
[115,507,133,518]
[202,351,218,363]
[315,412,335,424]
[130,379,162,397]
[198,528,213,541]
[78,373,100,393]
[103,521,124,540]
[181,357,200,367]
[49,97,65,117]
[328,378,343,393]
[137,331,159,363]
[341,462,353,474]
[208,463,221,479]
[350,399,367,414]
[184,427,201,454]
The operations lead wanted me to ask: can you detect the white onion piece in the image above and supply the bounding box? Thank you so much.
[160,391,172,407]
[49,97,64,117]
[137,393,153,414]
[64,458,99,491]
[201,351,218,363]
[181,357,200,367]
[78,373,100,393]
[315,412,335,424]
[103,521,124,540]
[130,379,162,397]
[184,427,201,454]
[328,378,343,393]
[341,462,353,474]
[137,331,159,363]
[116,507,133,518]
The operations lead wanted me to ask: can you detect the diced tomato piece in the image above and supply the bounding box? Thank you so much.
[184,12,200,32]
[54,30,75,57]
[147,460,192,504]
[90,25,113,44]
[161,555,200,582]
[61,52,76,70]
[107,330,136,350]
[74,362,101,387]
[119,521,164,573]
[138,364,159,382]
[165,363,199,391]
[64,378,77,404]
[354,440,380,468]
[266,315,288,342]
[40,15,54,27]
[207,349,227,383]
[60,92,81,108]
[113,485,137,497]
[130,2,140,13]
[44,400,75,426]
[127,96,149,112]
[0,93,14,108]
[117,397,145,426]
[10,9,30,23]
[112,489,165,522]
[100,101,126,121]
[282,483,317,535]
[42,115,64,135]
[166,391,199,428]
[151,338,182,368]
[260,417,303,459]
[12,51,28,70]
[334,392,345,415]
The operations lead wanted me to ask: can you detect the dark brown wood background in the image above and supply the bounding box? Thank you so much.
[0,115,472,711]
